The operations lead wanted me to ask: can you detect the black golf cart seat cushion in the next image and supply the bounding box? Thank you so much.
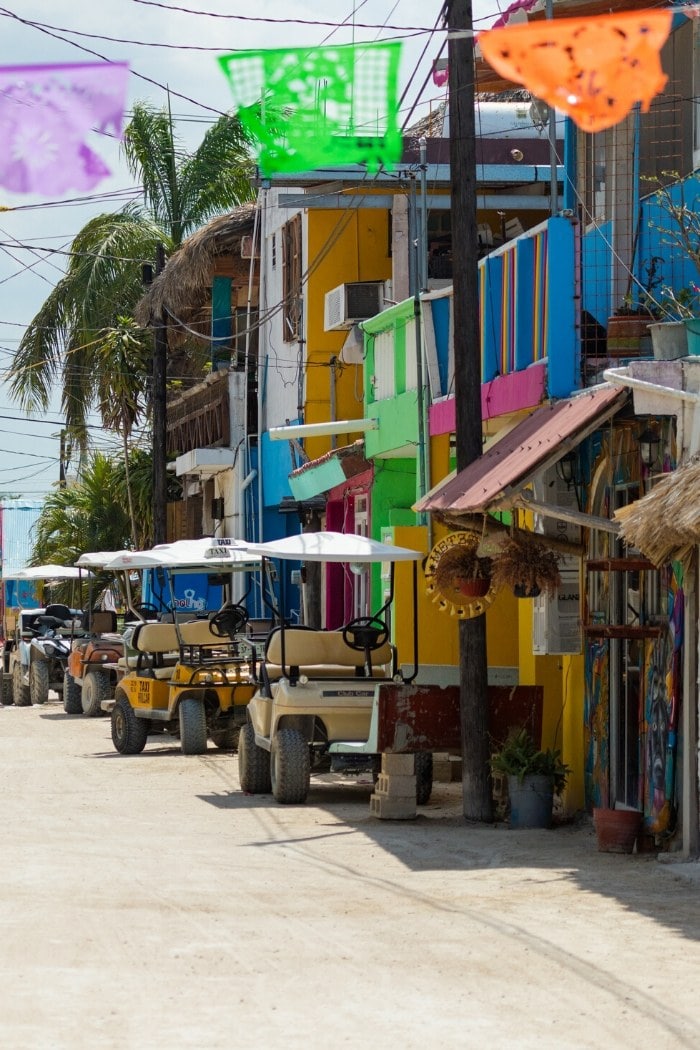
[45,604,73,622]
[263,627,394,681]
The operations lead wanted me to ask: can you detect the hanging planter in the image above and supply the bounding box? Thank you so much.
[513,582,541,599]
[456,577,490,598]
[432,538,492,600]
[491,531,561,598]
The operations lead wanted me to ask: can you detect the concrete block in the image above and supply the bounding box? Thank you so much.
[369,793,417,820]
[448,755,463,782]
[433,752,452,782]
[375,773,417,799]
[381,753,415,776]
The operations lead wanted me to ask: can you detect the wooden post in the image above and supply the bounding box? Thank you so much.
[448,0,492,820]
[152,242,168,546]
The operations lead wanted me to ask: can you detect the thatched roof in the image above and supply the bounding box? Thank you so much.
[615,459,700,566]
[134,202,256,332]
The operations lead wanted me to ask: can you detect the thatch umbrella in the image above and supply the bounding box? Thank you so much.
[614,457,700,566]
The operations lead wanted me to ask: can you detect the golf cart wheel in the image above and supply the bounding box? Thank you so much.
[178,697,207,755]
[238,721,272,794]
[0,669,13,706]
[12,662,30,707]
[63,670,82,714]
[415,751,434,806]
[270,727,310,804]
[82,670,110,718]
[29,660,50,705]
[111,692,148,755]
[209,723,240,751]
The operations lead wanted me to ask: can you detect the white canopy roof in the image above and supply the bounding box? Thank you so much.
[103,540,261,571]
[75,550,126,569]
[4,563,85,581]
[243,531,421,563]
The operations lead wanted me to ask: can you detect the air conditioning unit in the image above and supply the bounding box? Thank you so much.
[323,281,384,331]
[240,234,258,259]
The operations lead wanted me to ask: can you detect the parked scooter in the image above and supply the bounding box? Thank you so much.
[28,605,80,705]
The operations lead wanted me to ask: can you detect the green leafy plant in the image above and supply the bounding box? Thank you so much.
[491,727,570,794]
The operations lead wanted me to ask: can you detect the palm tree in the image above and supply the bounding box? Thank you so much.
[31,453,133,568]
[9,100,254,451]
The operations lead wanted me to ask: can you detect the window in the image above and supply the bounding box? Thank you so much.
[282,215,302,342]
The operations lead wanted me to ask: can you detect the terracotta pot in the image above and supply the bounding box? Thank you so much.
[456,578,490,598]
[593,807,643,854]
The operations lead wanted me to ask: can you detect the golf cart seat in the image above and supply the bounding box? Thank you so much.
[86,610,118,634]
[262,627,395,683]
[117,621,180,679]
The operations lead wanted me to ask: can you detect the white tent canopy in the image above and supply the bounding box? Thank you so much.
[243,531,421,563]
[4,563,85,581]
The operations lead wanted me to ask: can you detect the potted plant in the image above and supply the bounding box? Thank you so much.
[606,257,663,358]
[490,530,561,598]
[433,536,492,599]
[491,727,570,829]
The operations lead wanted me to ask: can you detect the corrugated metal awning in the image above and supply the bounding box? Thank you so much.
[416,385,627,516]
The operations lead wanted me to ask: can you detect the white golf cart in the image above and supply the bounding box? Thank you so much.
[1,564,86,707]
[238,531,432,806]
[103,539,264,755]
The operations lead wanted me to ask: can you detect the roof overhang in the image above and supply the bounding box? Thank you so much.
[415,384,629,533]
[288,440,371,502]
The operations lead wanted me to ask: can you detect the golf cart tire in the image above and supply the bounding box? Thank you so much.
[12,662,30,707]
[270,727,310,804]
[1,669,13,706]
[29,660,50,705]
[111,693,148,755]
[179,697,207,755]
[238,721,272,794]
[63,671,82,714]
[415,751,434,805]
[209,723,240,751]
[82,671,110,718]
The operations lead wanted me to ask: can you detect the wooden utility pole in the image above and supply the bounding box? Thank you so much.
[447,0,492,820]
[152,242,168,545]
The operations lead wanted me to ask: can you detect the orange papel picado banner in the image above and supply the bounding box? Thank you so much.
[478,9,673,132]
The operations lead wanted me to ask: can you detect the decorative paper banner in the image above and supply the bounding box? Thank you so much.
[0,62,129,195]
[478,9,673,132]
[218,41,402,176]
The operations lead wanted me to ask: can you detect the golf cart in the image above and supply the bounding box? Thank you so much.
[63,551,130,717]
[238,531,431,806]
[104,539,264,755]
[1,564,85,707]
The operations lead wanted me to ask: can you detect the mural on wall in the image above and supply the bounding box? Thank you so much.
[642,568,683,836]
[584,637,609,809]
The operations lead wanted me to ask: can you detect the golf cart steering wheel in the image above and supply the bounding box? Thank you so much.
[137,603,159,618]
[209,604,249,639]
[342,616,389,652]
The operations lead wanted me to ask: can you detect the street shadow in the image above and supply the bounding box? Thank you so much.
[210,778,700,948]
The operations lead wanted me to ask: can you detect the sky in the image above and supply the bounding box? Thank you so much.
[0,0,503,500]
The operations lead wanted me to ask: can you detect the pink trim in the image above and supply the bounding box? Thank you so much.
[429,362,547,435]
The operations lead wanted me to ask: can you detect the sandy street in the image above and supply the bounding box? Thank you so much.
[1,700,700,1050]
